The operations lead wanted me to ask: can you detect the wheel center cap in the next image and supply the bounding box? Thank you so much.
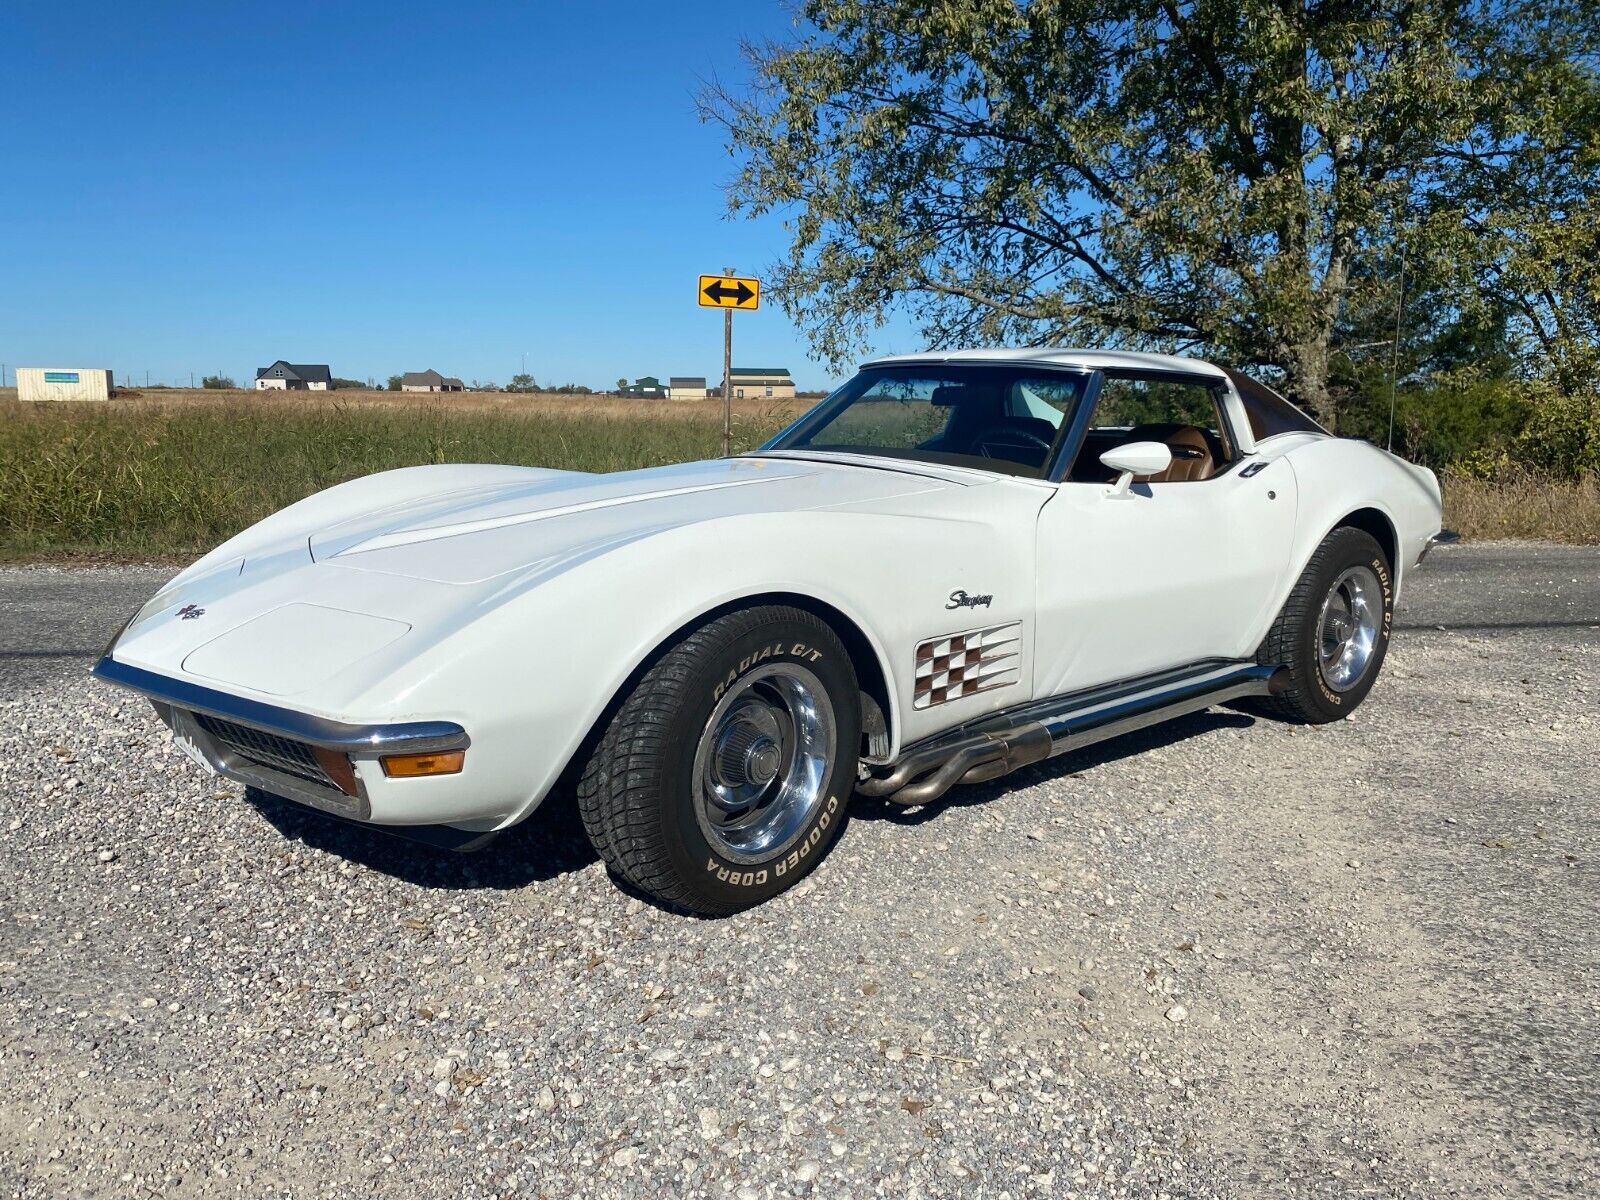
[746,740,781,785]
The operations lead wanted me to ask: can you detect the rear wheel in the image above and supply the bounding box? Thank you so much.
[1254,527,1394,723]
[576,606,860,915]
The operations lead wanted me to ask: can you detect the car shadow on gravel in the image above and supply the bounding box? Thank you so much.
[245,788,599,891]
[242,710,1259,896]
[849,709,1258,826]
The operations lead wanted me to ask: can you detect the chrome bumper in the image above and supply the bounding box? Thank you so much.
[92,656,470,822]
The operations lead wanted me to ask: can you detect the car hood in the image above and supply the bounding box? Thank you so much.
[109,455,1010,703]
[309,456,966,585]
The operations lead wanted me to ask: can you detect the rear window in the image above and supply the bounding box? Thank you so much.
[1224,369,1325,440]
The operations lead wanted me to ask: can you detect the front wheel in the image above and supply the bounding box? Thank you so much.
[1254,526,1394,723]
[575,606,860,915]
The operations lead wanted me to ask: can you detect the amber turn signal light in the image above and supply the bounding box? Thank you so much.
[380,750,466,778]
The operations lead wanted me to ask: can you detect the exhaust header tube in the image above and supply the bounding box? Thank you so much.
[862,662,1285,808]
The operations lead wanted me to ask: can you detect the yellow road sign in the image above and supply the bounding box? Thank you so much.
[699,274,760,310]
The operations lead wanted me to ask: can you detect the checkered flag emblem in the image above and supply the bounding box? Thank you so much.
[913,622,1022,709]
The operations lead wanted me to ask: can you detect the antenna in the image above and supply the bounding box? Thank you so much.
[1387,244,1406,453]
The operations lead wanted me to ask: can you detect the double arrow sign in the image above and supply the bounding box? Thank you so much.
[698,274,760,310]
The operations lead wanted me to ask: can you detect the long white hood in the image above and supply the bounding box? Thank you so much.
[308,456,961,584]
[110,456,984,701]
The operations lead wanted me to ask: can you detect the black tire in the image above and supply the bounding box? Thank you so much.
[575,606,860,915]
[1253,526,1394,724]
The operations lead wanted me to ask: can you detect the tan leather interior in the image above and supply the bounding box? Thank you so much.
[1128,424,1220,482]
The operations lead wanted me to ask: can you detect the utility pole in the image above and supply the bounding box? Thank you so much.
[190,371,195,388]
[722,267,734,458]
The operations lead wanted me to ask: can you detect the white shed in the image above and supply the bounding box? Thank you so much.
[18,368,114,402]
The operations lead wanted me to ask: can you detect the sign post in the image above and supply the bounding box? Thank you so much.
[699,271,761,457]
[722,290,733,456]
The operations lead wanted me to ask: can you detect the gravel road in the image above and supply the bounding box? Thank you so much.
[1,545,1595,1198]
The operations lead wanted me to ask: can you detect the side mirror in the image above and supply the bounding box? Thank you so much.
[1099,441,1172,496]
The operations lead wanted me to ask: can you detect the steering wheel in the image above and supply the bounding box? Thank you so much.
[970,421,1054,461]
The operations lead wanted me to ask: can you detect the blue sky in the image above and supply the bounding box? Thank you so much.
[0,2,915,391]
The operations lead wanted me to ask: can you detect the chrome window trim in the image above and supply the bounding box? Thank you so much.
[93,656,470,755]
[1045,370,1105,482]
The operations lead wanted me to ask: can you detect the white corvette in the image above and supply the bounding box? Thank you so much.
[97,350,1444,913]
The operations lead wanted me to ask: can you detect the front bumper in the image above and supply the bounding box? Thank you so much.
[92,656,470,823]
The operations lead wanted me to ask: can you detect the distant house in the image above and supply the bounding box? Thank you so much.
[255,361,332,391]
[718,367,796,401]
[619,375,667,399]
[401,369,466,393]
[667,376,708,401]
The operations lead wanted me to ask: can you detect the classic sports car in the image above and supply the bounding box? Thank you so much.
[96,349,1444,914]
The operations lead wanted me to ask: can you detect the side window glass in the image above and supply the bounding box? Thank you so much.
[1092,377,1218,430]
[1069,374,1232,483]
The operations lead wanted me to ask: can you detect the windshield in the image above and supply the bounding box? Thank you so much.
[760,364,1089,478]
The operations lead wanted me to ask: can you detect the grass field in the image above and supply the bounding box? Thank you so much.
[0,391,804,561]
[1439,473,1600,544]
[1,389,1594,561]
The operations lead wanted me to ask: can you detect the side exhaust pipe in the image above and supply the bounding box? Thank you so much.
[861,661,1287,807]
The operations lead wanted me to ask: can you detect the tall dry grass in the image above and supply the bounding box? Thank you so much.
[2,392,1594,560]
[0,394,799,561]
[1442,473,1600,543]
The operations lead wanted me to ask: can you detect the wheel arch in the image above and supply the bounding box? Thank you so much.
[558,590,898,796]
[1331,506,1399,579]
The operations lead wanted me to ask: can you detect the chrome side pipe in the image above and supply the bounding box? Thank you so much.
[861,661,1287,808]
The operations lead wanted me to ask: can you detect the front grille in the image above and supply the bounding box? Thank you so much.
[193,713,334,790]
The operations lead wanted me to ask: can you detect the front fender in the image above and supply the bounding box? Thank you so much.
[356,505,1039,830]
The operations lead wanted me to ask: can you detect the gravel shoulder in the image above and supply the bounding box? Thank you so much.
[0,545,1596,1198]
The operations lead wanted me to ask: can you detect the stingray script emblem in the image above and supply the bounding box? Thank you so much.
[946,589,993,610]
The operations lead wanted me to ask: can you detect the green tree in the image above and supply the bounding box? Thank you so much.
[705,0,1597,426]
[506,373,539,393]
[386,374,403,391]
[200,374,235,390]
[1430,59,1599,475]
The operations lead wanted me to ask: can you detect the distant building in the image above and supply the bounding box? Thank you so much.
[667,376,708,401]
[17,367,114,403]
[255,361,332,391]
[400,369,466,393]
[718,367,796,401]
[619,375,667,399]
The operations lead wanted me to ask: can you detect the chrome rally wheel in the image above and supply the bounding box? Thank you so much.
[1317,565,1383,692]
[692,663,836,865]
[575,606,860,915]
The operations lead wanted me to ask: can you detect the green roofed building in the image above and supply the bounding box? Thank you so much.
[718,367,795,400]
[619,375,667,399]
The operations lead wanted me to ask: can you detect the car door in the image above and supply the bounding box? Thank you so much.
[1031,370,1299,697]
